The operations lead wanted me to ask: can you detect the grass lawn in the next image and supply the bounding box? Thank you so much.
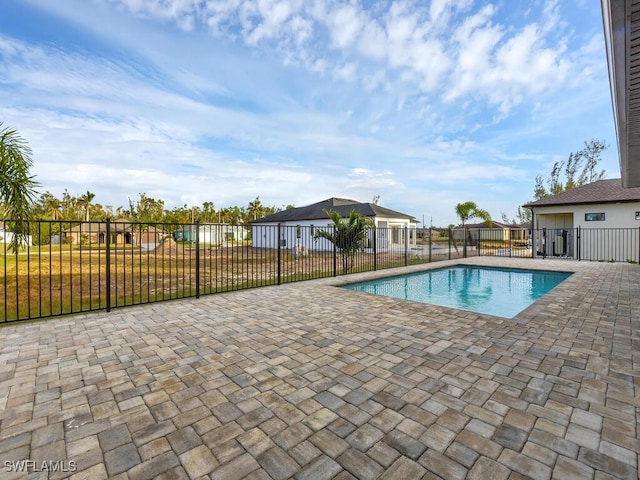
[1,242,436,323]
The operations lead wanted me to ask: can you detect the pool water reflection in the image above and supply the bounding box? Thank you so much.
[341,266,572,318]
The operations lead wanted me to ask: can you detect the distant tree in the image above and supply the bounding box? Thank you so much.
[0,123,39,249]
[455,201,492,228]
[516,206,531,225]
[534,139,607,200]
[314,208,373,274]
[454,201,492,256]
[60,189,74,219]
[201,201,215,223]
[37,192,61,220]
[128,193,165,222]
[247,196,264,221]
[77,190,96,222]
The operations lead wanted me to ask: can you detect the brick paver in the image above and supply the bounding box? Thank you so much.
[0,257,638,479]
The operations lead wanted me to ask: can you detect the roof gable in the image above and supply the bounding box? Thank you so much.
[523,179,640,208]
[252,198,416,223]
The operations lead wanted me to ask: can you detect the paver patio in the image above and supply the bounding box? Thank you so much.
[0,257,638,479]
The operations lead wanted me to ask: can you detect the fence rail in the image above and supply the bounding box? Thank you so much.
[2,220,638,323]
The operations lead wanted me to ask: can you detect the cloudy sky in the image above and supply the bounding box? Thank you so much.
[1,0,618,226]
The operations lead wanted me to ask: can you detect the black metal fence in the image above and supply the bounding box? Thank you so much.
[1,220,638,323]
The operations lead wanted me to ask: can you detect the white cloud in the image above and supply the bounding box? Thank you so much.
[333,62,357,81]
[71,0,593,114]
[2,0,615,225]
[445,4,571,113]
[326,4,364,49]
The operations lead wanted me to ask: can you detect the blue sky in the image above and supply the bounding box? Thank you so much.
[0,0,618,226]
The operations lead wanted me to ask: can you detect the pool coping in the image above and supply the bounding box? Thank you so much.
[309,256,584,325]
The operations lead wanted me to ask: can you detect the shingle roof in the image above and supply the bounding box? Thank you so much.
[252,198,417,223]
[463,220,528,229]
[523,179,640,208]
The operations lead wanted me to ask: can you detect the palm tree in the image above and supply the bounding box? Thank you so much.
[247,196,264,221]
[0,123,39,249]
[42,192,61,220]
[80,190,95,222]
[454,201,492,257]
[314,208,373,274]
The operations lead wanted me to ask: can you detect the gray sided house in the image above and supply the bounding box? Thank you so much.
[524,178,640,261]
[251,198,418,252]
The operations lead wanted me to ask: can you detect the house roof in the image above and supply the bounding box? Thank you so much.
[252,198,417,223]
[523,178,640,208]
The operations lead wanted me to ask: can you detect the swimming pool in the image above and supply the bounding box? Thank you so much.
[341,265,572,318]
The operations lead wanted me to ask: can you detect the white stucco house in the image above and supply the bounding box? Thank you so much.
[523,179,640,261]
[251,198,418,252]
[174,224,248,245]
[0,224,32,247]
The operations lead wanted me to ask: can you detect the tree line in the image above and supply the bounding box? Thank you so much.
[30,190,290,226]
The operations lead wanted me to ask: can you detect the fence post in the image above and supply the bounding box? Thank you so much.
[404,226,409,266]
[333,225,337,277]
[277,223,281,285]
[463,227,468,258]
[448,227,452,260]
[429,226,432,263]
[509,229,512,258]
[577,226,581,261]
[542,228,546,259]
[106,218,111,312]
[195,220,200,297]
[373,226,377,271]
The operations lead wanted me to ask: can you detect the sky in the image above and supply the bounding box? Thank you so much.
[0,0,619,226]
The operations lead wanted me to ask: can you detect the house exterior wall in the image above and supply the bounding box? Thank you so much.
[174,224,249,245]
[0,228,33,246]
[532,202,640,229]
[252,220,336,250]
[251,218,416,251]
[530,202,640,261]
[63,224,164,246]
[66,230,126,245]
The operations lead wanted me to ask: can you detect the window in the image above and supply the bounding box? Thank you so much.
[636,212,640,220]
[585,213,605,222]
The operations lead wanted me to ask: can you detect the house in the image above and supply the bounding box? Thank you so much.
[523,178,640,260]
[0,224,32,247]
[61,220,165,250]
[251,198,418,251]
[454,221,529,244]
[173,224,248,245]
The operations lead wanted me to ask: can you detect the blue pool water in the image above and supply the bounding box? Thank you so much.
[342,266,572,318]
